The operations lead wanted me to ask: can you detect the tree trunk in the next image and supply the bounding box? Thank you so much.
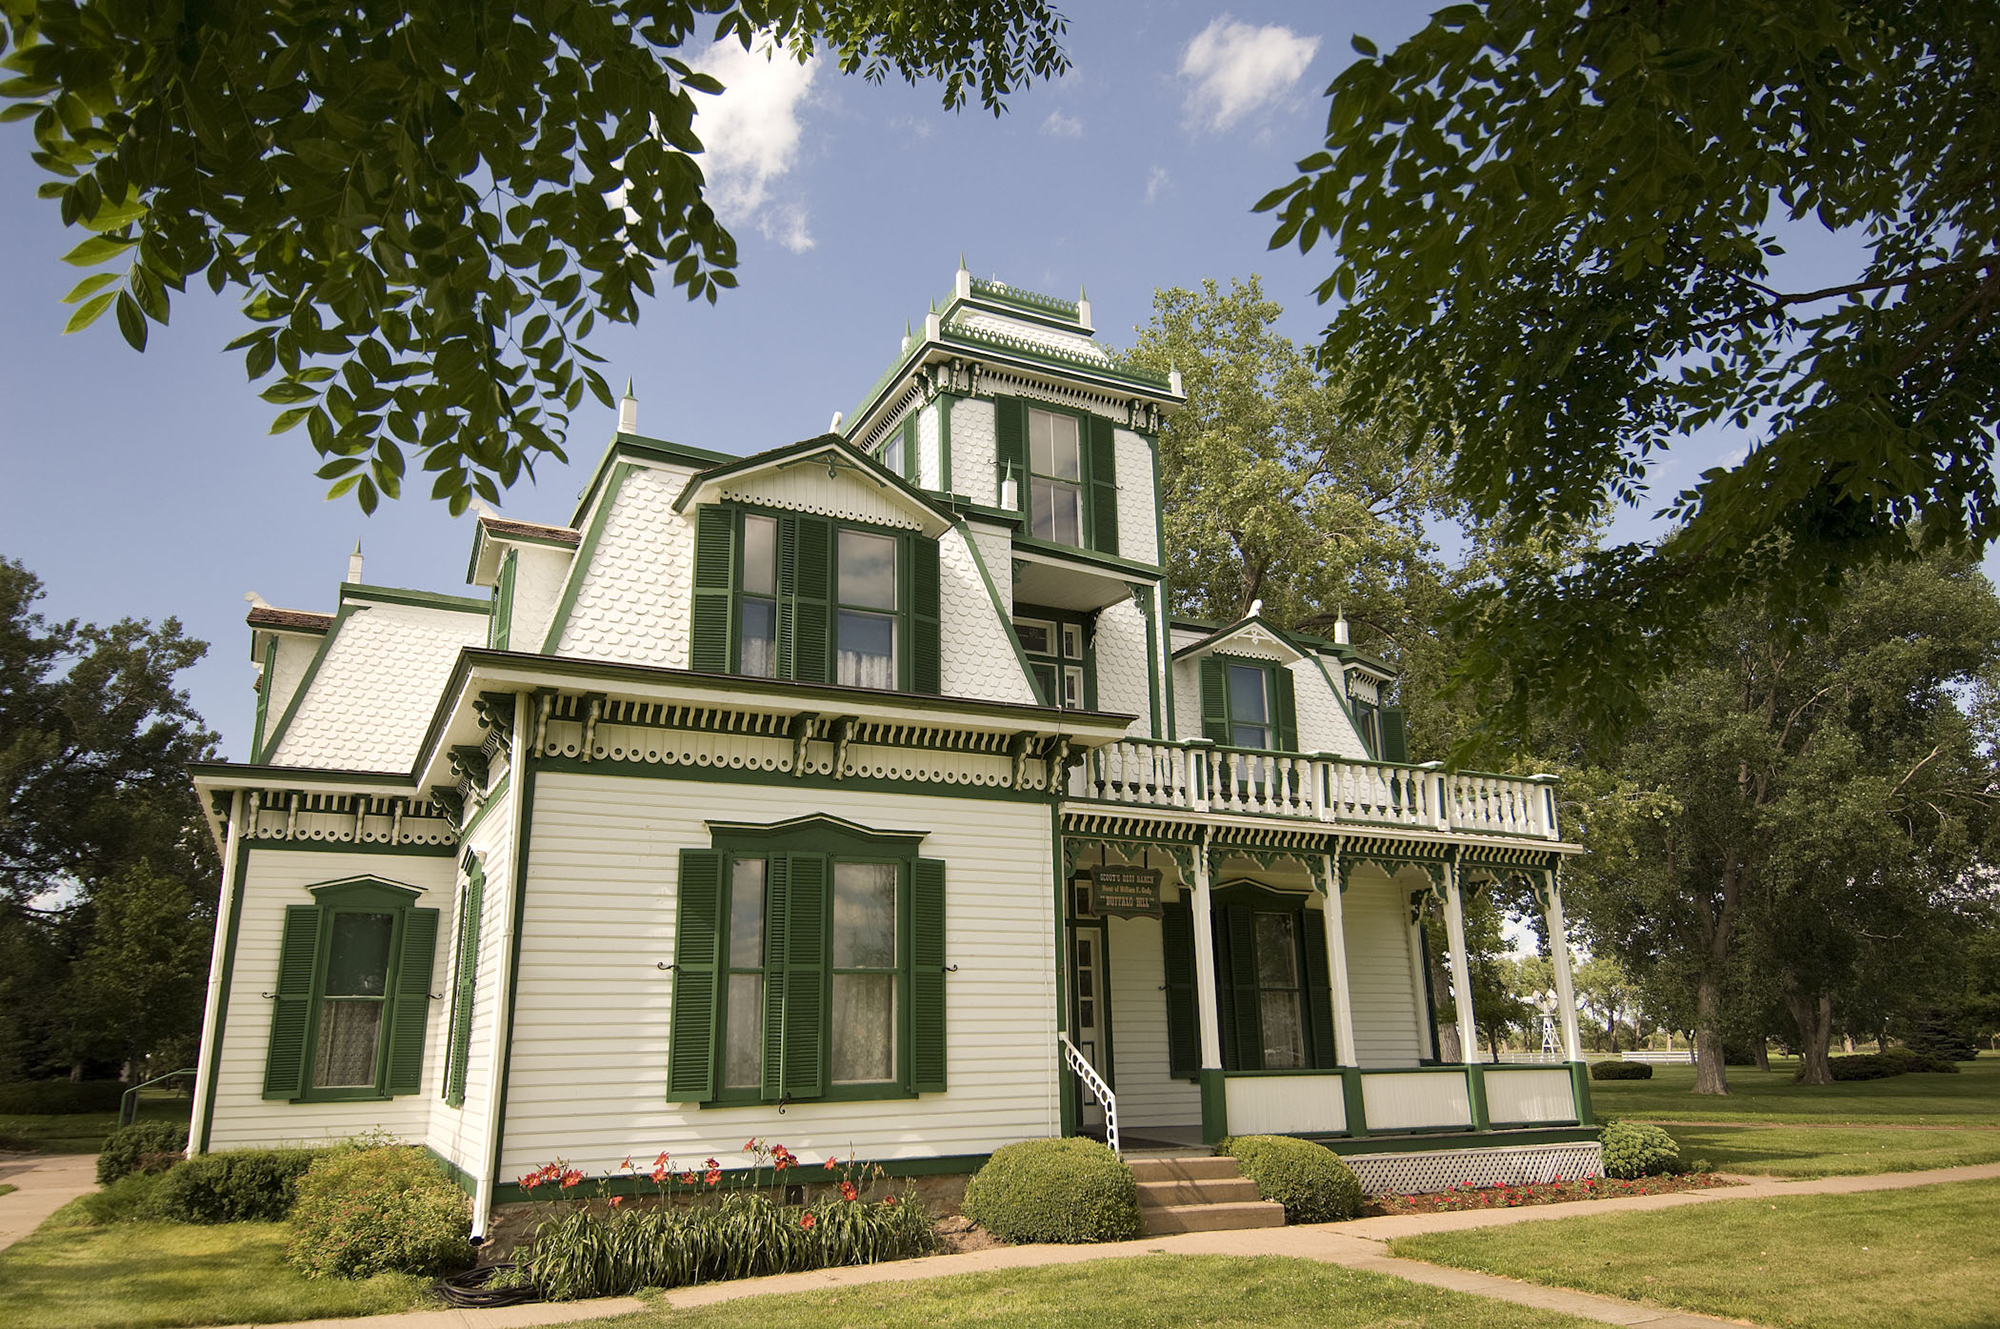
[1752,1041,1770,1072]
[1789,992,1835,1085]
[1607,1017,1620,1054]
[1693,973,1731,1095]
[68,1062,84,1084]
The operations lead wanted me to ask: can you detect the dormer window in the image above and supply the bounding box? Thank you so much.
[836,529,898,688]
[740,515,780,678]
[1028,408,1083,545]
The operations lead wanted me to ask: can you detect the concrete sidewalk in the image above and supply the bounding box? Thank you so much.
[0,1152,97,1251]
[53,1159,2000,1329]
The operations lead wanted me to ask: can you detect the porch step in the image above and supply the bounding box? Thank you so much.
[1129,1155,1286,1236]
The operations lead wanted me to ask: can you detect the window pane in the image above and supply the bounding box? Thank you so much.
[1228,665,1268,723]
[1231,723,1270,750]
[1015,620,1053,655]
[740,598,776,678]
[1259,991,1305,1069]
[882,434,903,476]
[833,862,897,968]
[1063,667,1084,709]
[837,611,895,688]
[723,973,764,1089]
[1254,913,1300,987]
[831,973,895,1083]
[1032,662,1059,706]
[729,859,767,967]
[838,530,897,610]
[325,913,393,996]
[1031,478,1081,545]
[743,515,777,597]
[313,999,381,1087]
[1031,409,1080,480]
[1062,624,1083,659]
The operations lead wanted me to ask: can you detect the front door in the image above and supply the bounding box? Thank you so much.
[1071,926,1110,1133]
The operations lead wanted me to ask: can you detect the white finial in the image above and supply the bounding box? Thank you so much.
[244,591,270,610]
[1076,284,1093,331]
[954,261,971,299]
[830,411,844,432]
[617,377,639,435]
[346,541,364,585]
[469,497,500,520]
[1249,598,1263,619]
[1333,609,1350,645]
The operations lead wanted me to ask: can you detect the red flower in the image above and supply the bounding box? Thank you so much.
[799,1212,816,1230]
[885,1195,899,1206]
[609,1195,624,1208]
[650,1165,668,1183]
[621,1156,633,1170]
[680,1171,697,1185]
[655,1151,670,1167]
[744,1138,759,1153]
[840,1181,858,1202]
[705,1158,720,1170]
[705,1169,722,1187]
[561,1169,583,1189]
[824,1157,839,1171]
[519,1173,540,1192]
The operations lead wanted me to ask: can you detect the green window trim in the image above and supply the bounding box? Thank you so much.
[1197,653,1299,753]
[667,818,946,1107]
[488,550,516,651]
[442,854,486,1108]
[1211,883,1338,1073]
[1012,602,1096,711]
[262,876,440,1103]
[993,395,1118,557]
[691,503,941,695]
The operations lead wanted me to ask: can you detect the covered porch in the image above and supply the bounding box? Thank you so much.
[1055,814,1599,1191]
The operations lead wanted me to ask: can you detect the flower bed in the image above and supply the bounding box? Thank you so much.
[1364,1172,1740,1216]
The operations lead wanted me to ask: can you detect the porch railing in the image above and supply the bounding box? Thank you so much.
[1059,1032,1119,1156]
[1073,738,1559,839]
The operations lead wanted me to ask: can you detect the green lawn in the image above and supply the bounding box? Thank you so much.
[608,1255,1598,1329]
[1589,1054,2000,1124]
[1666,1123,2000,1177]
[0,1093,192,1154]
[0,1215,433,1329]
[1389,1177,2000,1329]
[0,1183,15,1198]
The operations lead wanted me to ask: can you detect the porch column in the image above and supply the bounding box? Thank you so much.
[1191,837,1226,1142]
[186,788,247,1157]
[1543,876,1584,1061]
[1320,853,1358,1067]
[1442,864,1480,1065]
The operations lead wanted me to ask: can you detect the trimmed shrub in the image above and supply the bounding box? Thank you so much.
[1811,1050,1959,1082]
[1217,1135,1363,1223]
[961,1138,1138,1244]
[1589,1061,1654,1081]
[1599,1122,1680,1179]
[96,1120,189,1185]
[152,1147,320,1223]
[288,1146,474,1278]
[0,1079,125,1115]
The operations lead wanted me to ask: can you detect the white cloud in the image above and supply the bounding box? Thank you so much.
[689,37,818,235]
[1144,166,1171,204]
[1179,17,1320,132]
[1041,109,1084,139]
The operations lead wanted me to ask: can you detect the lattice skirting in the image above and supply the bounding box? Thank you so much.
[1343,1142,1604,1196]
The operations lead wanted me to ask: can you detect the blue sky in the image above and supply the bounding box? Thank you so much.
[0,2,1921,761]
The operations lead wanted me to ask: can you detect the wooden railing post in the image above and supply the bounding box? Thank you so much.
[1185,738,1212,813]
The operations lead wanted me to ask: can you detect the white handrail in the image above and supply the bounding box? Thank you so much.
[1058,1032,1119,1157]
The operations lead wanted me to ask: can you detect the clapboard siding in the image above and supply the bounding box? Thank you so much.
[1106,913,1200,1128]
[498,773,1059,1175]
[423,790,512,1178]
[1343,870,1425,1068]
[206,848,451,1150]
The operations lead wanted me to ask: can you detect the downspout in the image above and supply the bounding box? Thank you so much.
[186,789,246,1157]
[471,690,533,1239]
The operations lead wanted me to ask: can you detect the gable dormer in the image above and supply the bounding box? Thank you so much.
[1170,613,1380,760]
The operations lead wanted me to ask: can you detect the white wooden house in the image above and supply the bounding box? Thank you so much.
[187,267,1600,1238]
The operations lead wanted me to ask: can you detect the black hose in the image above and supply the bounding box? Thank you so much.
[435,1262,541,1308]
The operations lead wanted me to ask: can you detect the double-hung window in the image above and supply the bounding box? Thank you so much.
[691,506,941,693]
[669,818,947,1105]
[1207,884,1338,1073]
[1014,609,1091,709]
[1197,654,1298,752]
[992,397,1119,556]
[263,876,439,1102]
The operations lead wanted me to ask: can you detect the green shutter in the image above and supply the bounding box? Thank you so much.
[1301,909,1338,1069]
[902,413,920,483]
[668,850,724,1101]
[911,857,947,1093]
[1161,898,1200,1081]
[444,864,485,1107]
[691,506,734,674]
[760,856,789,1101]
[1224,905,1262,1071]
[1380,707,1408,763]
[263,905,322,1100]
[489,550,515,651]
[780,854,827,1099]
[386,908,440,1095]
[909,535,941,695]
[1086,414,1118,555]
[788,516,832,685]
[1199,656,1230,744]
[1273,665,1298,753]
[994,396,1026,510]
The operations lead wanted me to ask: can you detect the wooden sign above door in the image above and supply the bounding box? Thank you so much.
[1091,866,1163,918]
